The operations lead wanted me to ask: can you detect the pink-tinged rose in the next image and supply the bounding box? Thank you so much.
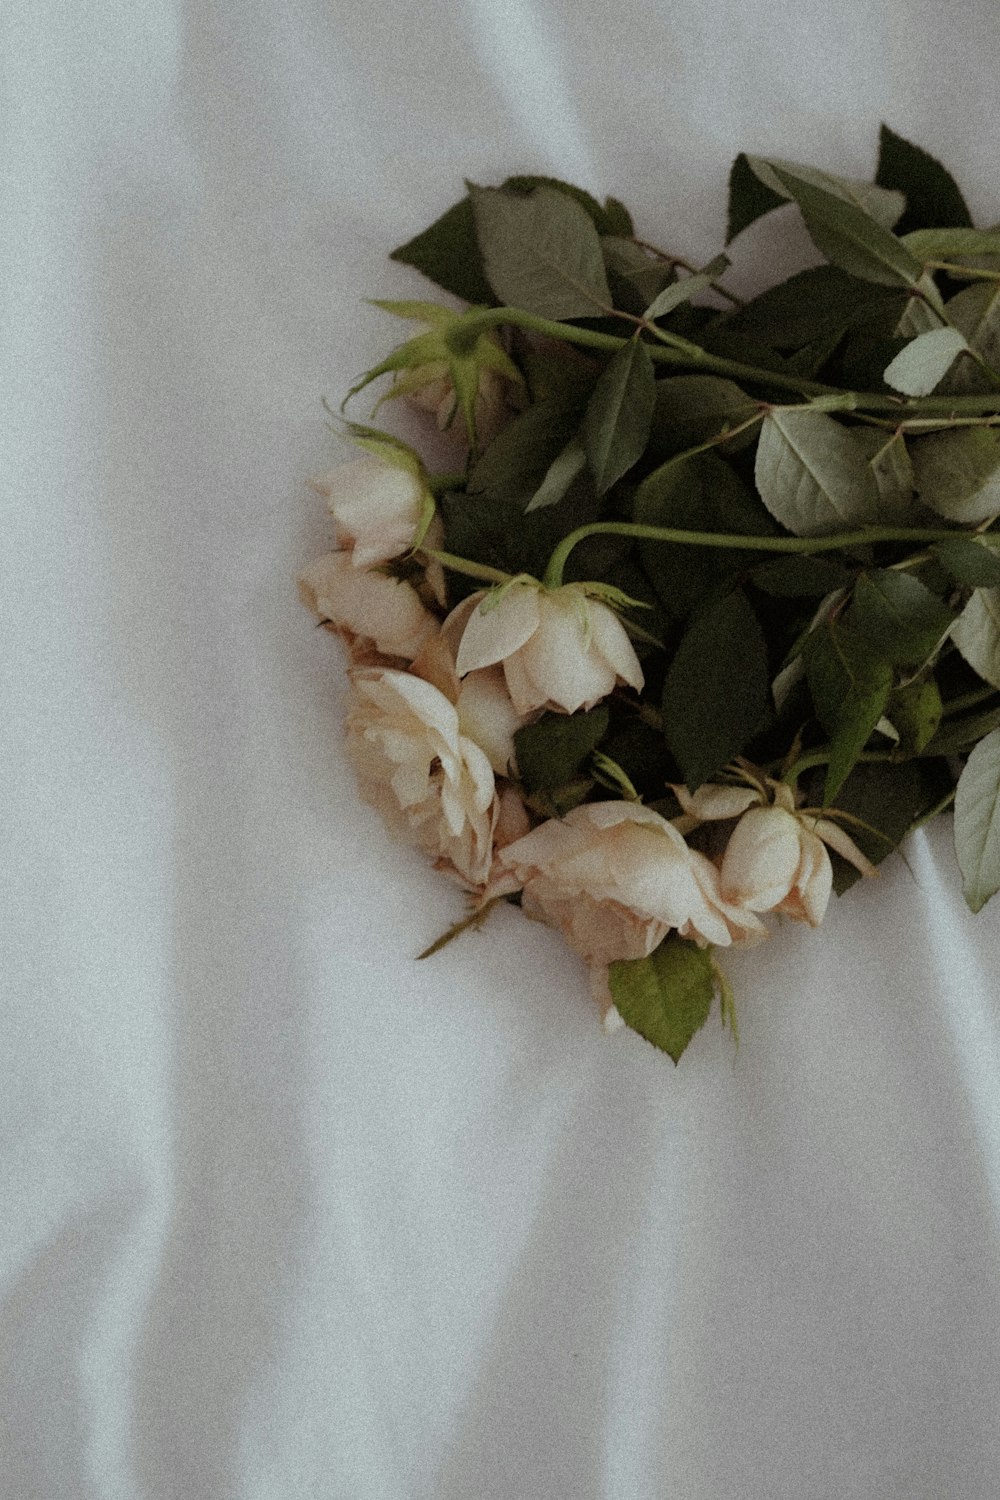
[298,552,438,662]
[406,364,517,448]
[311,456,428,568]
[346,668,502,890]
[497,801,765,967]
[718,803,877,927]
[453,583,644,716]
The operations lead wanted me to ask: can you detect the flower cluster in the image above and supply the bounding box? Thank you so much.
[301,129,1000,1062]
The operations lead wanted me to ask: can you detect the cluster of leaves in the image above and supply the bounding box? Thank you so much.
[358,128,1000,1061]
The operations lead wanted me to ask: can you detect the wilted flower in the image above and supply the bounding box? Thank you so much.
[497,801,765,968]
[298,552,438,662]
[454,582,644,716]
[311,455,429,569]
[346,667,503,890]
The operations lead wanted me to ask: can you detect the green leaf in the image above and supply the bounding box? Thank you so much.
[875,125,972,233]
[583,340,656,494]
[754,408,883,535]
[954,727,1000,912]
[883,326,968,396]
[514,706,610,793]
[902,228,1000,267]
[932,536,1000,589]
[751,555,854,597]
[865,429,916,519]
[911,428,1000,524]
[951,589,1000,689]
[467,399,583,502]
[887,677,943,754]
[767,166,921,286]
[390,196,495,305]
[938,282,1000,395]
[894,273,947,337]
[749,156,906,230]
[825,759,939,892]
[608,934,715,1063]
[644,268,720,321]
[849,570,955,666]
[649,376,760,460]
[662,590,770,788]
[601,237,675,314]
[804,619,893,803]
[722,265,891,349]
[727,152,787,242]
[500,175,628,236]
[524,435,588,513]
[636,453,773,617]
[470,185,612,319]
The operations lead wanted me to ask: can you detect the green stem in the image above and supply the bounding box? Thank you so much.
[927,260,1000,283]
[542,521,963,590]
[782,748,894,786]
[422,548,514,586]
[428,472,466,496]
[911,787,957,830]
[452,305,1000,414]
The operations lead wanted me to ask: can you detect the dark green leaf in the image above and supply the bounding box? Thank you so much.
[662,590,770,788]
[769,166,922,287]
[514,706,610,793]
[720,266,893,349]
[849,570,955,665]
[608,934,715,1063]
[603,197,634,237]
[583,340,656,494]
[751,555,854,597]
[648,375,760,460]
[824,760,940,893]
[932,536,1000,589]
[938,282,1000,395]
[887,677,943,754]
[726,152,786,242]
[636,453,773,617]
[525,436,588,512]
[875,124,972,234]
[470,185,612,319]
[804,619,893,803]
[467,400,583,501]
[390,196,495,305]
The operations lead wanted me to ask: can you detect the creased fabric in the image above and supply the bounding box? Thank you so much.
[4,1,1000,1496]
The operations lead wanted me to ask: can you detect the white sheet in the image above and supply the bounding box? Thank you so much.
[5,2,1000,1495]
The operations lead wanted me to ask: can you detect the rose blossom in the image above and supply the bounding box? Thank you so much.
[311,455,429,568]
[406,363,516,447]
[672,779,878,928]
[497,801,765,969]
[298,551,438,662]
[453,582,644,716]
[346,667,505,890]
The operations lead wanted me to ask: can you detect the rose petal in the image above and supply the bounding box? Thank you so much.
[455,584,541,677]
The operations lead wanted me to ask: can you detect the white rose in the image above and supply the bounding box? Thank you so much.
[346,668,501,890]
[311,456,428,568]
[298,551,438,662]
[411,595,534,775]
[497,801,765,968]
[453,583,644,716]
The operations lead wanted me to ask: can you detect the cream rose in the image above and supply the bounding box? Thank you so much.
[311,456,428,568]
[298,551,438,662]
[406,363,516,447]
[453,583,644,716]
[497,801,765,968]
[346,667,503,889]
[672,779,878,928]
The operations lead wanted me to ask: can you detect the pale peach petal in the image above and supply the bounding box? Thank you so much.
[315,456,426,568]
[671,783,762,822]
[455,585,541,677]
[587,600,645,693]
[299,552,438,661]
[516,594,618,712]
[719,806,802,911]
[812,816,879,879]
[456,667,528,776]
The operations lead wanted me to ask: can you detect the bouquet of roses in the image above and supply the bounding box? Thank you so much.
[300,125,1000,1062]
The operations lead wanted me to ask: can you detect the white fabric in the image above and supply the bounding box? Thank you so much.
[5,2,1000,1496]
